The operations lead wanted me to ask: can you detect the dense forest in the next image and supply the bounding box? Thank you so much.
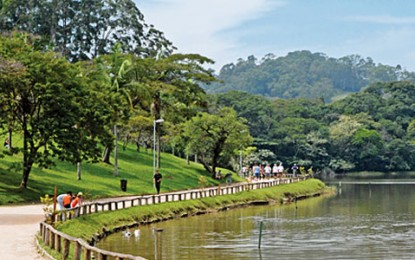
[206,51,415,102]
[214,81,415,173]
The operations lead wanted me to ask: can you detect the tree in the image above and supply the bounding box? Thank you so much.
[0,33,110,188]
[0,0,175,61]
[182,107,252,177]
[132,54,216,169]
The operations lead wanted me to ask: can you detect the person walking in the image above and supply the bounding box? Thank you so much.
[291,164,298,177]
[153,169,163,194]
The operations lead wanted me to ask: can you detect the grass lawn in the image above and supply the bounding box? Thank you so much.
[0,142,240,205]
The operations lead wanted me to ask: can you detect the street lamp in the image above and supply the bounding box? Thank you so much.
[153,118,165,174]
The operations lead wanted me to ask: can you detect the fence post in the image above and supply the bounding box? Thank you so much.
[84,247,91,260]
[62,238,70,260]
[55,233,61,253]
[74,240,82,260]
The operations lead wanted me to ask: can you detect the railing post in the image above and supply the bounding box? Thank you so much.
[55,233,61,253]
[84,247,91,260]
[74,240,82,260]
[63,238,70,260]
[45,227,50,246]
[50,229,55,250]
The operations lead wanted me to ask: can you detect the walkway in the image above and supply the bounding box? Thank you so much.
[0,204,45,259]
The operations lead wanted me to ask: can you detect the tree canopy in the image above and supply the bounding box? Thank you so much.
[0,33,112,187]
[206,51,415,102]
[0,0,175,61]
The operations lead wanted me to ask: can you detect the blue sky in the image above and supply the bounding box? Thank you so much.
[137,0,415,73]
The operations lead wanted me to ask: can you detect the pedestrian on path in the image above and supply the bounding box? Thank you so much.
[153,169,162,194]
[291,164,298,177]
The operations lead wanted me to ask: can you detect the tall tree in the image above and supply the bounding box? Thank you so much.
[0,33,110,188]
[132,54,216,168]
[182,107,252,177]
[85,45,133,175]
[0,0,175,60]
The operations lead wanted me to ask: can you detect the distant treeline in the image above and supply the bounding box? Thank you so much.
[213,81,415,172]
[206,50,415,102]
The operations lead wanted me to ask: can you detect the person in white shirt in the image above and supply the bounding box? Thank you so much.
[272,163,278,178]
[264,164,272,179]
[277,163,284,178]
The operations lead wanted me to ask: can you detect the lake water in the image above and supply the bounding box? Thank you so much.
[97,177,415,259]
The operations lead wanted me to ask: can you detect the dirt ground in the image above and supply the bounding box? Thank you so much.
[0,204,45,259]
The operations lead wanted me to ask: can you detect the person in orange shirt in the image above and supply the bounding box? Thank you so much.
[62,191,73,209]
[71,192,83,208]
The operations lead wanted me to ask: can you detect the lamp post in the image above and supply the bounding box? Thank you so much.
[239,149,243,176]
[153,118,164,174]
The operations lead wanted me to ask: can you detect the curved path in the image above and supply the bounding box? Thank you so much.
[0,204,45,259]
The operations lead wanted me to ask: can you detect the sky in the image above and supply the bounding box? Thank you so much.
[137,0,415,73]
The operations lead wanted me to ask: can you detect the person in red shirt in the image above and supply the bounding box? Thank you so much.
[71,192,83,208]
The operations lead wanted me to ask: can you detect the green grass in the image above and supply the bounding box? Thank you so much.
[55,179,327,242]
[0,140,240,205]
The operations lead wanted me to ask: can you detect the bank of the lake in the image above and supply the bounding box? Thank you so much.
[55,179,329,244]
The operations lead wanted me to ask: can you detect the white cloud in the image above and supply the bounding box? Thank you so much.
[139,0,285,72]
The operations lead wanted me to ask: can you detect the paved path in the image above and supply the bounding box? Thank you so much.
[0,204,45,259]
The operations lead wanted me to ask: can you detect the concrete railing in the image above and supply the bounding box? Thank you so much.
[39,176,309,259]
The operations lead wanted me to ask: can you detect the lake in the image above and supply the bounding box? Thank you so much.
[97,177,415,259]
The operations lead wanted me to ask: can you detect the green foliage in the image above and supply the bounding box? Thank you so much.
[0,0,175,60]
[0,33,112,187]
[182,107,253,175]
[198,175,208,189]
[213,81,415,172]
[40,194,54,223]
[206,51,415,102]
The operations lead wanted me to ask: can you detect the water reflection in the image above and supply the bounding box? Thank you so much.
[98,180,415,259]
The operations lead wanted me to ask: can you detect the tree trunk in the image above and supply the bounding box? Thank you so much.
[7,129,12,149]
[198,158,214,178]
[114,124,118,176]
[102,145,111,164]
[21,164,31,189]
[20,114,32,188]
[77,162,81,180]
[21,143,34,189]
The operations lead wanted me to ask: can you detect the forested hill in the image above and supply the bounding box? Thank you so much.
[205,50,415,102]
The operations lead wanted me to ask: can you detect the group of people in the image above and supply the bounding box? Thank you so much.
[57,191,83,210]
[242,162,306,180]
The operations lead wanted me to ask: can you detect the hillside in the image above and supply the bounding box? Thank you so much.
[205,50,415,102]
[0,144,234,205]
